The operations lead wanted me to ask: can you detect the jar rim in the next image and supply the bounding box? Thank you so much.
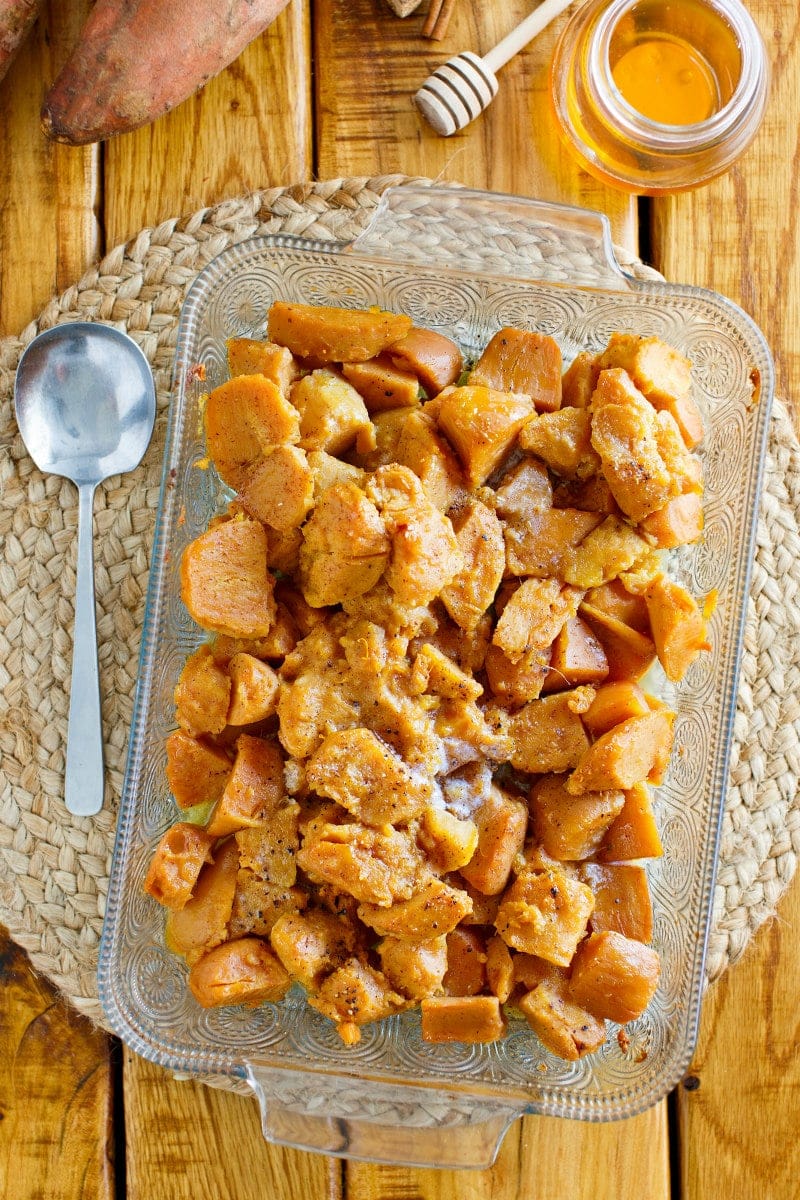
[588,0,767,152]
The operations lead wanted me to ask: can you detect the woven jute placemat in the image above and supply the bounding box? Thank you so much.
[1,175,799,1028]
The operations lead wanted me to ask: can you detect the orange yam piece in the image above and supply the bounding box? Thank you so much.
[388,327,463,395]
[226,653,280,725]
[144,822,217,910]
[271,909,360,989]
[469,328,562,413]
[561,350,601,409]
[582,578,650,632]
[165,729,232,810]
[567,710,675,795]
[297,823,421,907]
[189,936,291,1009]
[598,783,663,862]
[342,355,420,412]
[563,515,652,590]
[227,871,306,939]
[492,579,581,666]
[485,934,515,1002]
[437,384,534,487]
[291,369,372,456]
[494,457,553,522]
[377,935,448,1000]
[484,642,549,706]
[394,409,465,512]
[639,491,704,548]
[165,837,240,964]
[530,774,625,861]
[237,445,313,532]
[581,862,654,942]
[579,604,657,682]
[267,302,412,363]
[439,498,505,630]
[519,407,600,479]
[508,691,592,775]
[299,481,389,608]
[305,726,432,826]
[598,332,703,448]
[504,508,602,578]
[569,930,660,1024]
[495,863,594,966]
[459,787,529,896]
[518,974,606,1060]
[308,958,407,1044]
[235,805,301,886]
[181,517,276,639]
[443,927,488,996]
[206,735,285,837]
[421,995,506,1044]
[174,646,232,736]
[543,616,609,693]
[226,338,299,394]
[582,681,651,735]
[357,879,473,941]
[204,374,300,490]
[644,575,710,681]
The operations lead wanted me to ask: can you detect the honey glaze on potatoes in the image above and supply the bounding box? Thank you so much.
[144,305,710,1061]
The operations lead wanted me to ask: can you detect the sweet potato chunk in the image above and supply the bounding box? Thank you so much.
[357,879,473,940]
[226,338,299,395]
[421,995,506,1044]
[493,579,582,665]
[469,328,562,413]
[569,930,660,1023]
[494,457,553,522]
[270,909,360,989]
[530,775,625,861]
[579,605,657,682]
[268,301,412,363]
[543,616,609,693]
[459,787,528,896]
[181,516,276,639]
[561,350,600,409]
[484,643,549,706]
[644,575,710,681]
[598,783,663,861]
[204,374,301,490]
[437,385,534,486]
[299,481,389,608]
[443,927,487,996]
[508,691,592,774]
[388,327,463,395]
[582,578,650,630]
[342,355,420,412]
[581,862,653,942]
[495,864,594,966]
[418,806,479,872]
[297,823,422,906]
[567,711,675,795]
[165,730,232,810]
[174,646,232,736]
[306,727,432,826]
[519,408,600,479]
[378,935,448,1000]
[485,935,515,1002]
[394,409,464,511]
[439,498,505,630]
[597,332,703,448]
[144,822,217,910]
[237,445,314,532]
[235,804,300,887]
[518,972,606,1060]
[226,653,280,725]
[563,515,652,589]
[227,871,306,939]
[582,681,650,735]
[639,492,704,548]
[308,957,407,1044]
[504,508,602,578]
[165,837,240,964]
[292,369,373,455]
[189,937,292,1008]
[206,735,285,838]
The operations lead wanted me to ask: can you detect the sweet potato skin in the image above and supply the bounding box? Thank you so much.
[41,0,291,145]
[0,0,42,82]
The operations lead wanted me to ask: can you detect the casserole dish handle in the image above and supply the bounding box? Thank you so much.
[246,1062,526,1168]
[350,183,631,289]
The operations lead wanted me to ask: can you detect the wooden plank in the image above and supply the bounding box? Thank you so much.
[124,1052,341,1200]
[103,2,311,247]
[0,0,100,336]
[347,1105,669,1199]
[314,0,637,253]
[0,929,114,1200]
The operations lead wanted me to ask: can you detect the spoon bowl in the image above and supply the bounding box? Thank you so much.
[14,322,156,816]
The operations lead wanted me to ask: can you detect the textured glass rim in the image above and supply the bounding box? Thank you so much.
[98,222,775,1124]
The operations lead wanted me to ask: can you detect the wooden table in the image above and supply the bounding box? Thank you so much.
[1,2,798,1196]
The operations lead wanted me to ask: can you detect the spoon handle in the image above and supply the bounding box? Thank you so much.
[65,482,105,816]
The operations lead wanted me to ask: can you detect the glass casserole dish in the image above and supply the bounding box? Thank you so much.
[98,185,774,1169]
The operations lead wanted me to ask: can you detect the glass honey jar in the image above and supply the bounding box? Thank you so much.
[550,0,769,193]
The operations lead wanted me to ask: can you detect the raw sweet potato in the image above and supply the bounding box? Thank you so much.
[0,1,42,83]
[420,995,506,1044]
[144,822,216,910]
[189,936,291,1009]
[568,930,660,1024]
[268,302,412,363]
[42,0,292,144]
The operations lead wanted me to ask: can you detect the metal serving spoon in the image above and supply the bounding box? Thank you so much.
[14,323,156,817]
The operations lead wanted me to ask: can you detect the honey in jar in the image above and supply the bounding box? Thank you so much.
[550,0,769,193]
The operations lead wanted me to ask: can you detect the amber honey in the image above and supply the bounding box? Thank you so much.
[550,0,769,193]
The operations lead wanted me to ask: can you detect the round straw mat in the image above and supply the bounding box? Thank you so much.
[1,176,798,1027]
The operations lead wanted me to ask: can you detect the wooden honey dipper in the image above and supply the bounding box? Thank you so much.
[414,0,578,136]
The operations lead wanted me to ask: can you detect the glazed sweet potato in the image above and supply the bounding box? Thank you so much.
[298,480,389,608]
[568,930,660,1024]
[459,786,528,896]
[639,491,704,548]
[598,332,703,448]
[518,973,606,1060]
[269,302,412,363]
[437,385,534,486]
[238,445,314,532]
[388,327,463,396]
[42,0,291,144]
[378,935,448,1000]
[144,822,216,910]
[581,862,654,942]
[439,498,505,630]
[292,369,373,455]
[504,508,602,578]
[420,995,506,1044]
[543,616,609,692]
[469,328,562,413]
[579,604,657,682]
[165,729,231,810]
[165,837,241,964]
[582,681,651,735]
[567,710,675,794]
[226,653,280,725]
[270,909,360,989]
[598,783,663,862]
[495,862,594,966]
[206,734,285,838]
[226,338,299,394]
[189,936,291,1009]
[519,407,600,479]
[530,774,625,861]
[644,575,710,681]
[357,879,473,941]
[394,408,465,511]
[342,355,420,412]
[306,726,433,826]
[443,927,488,996]
[181,516,276,639]
[308,958,407,1044]
[174,646,231,736]
[204,373,301,491]
[0,1,42,83]
[508,690,592,775]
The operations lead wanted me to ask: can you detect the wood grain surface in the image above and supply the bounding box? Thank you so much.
[0,0,797,1197]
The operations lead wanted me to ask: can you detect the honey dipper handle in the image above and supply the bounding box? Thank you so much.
[483,0,578,74]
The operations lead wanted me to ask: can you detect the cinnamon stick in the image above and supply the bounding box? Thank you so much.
[422,0,444,37]
[430,0,457,39]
